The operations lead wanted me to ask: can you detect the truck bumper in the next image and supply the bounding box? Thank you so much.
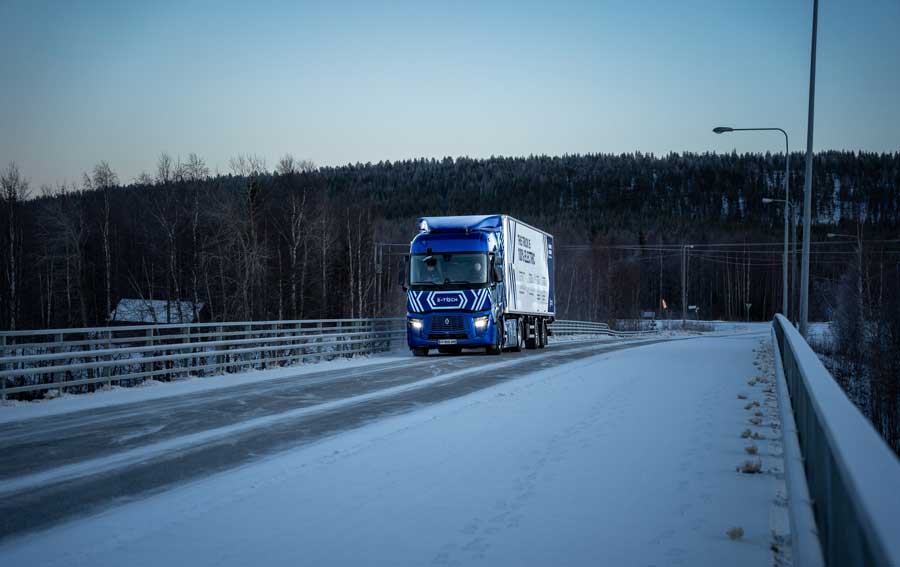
[406,311,498,349]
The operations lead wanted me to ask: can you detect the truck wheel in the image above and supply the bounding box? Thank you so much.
[486,323,502,355]
[510,319,524,352]
[537,319,546,349]
[412,347,429,357]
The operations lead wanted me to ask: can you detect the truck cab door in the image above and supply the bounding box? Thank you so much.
[490,255,504,284]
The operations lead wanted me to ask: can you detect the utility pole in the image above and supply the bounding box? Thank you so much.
[799,0,819,337]
[682,246,686,324]
[374,242,383,317]
[659,253,663,319]
[681,244,693,324]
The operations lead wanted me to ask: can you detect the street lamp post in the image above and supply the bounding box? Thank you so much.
[800,0,820,338]
[763,197,796,322]
[714,126,790,317]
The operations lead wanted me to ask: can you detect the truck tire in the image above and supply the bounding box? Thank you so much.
[486,320,502,355]
[510,319,524,352]
[412,347,429,357]
[537,319,546,349]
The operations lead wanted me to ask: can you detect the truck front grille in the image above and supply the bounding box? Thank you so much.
[430,316,465,333]
[429,333,468,340]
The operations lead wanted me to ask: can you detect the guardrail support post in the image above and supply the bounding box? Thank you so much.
[145,328,154,381]
[53,333,63,387]
[186,325,193,374]
[216,325,225,375]
[294,322,302,365]
[244,324,252,371]
[317,321,323,359]
[1,335,5,401]
[104,329,112,389]
[270,322,278,369]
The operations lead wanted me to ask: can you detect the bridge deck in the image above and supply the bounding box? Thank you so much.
[0,326,785,566]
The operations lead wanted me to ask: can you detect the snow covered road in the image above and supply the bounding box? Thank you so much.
[0,325,786,566]
[0,337,671,540]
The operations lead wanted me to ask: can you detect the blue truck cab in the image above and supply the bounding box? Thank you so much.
[402,215,555,356]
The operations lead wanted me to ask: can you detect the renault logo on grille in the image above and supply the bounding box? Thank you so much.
[444,318,450,325]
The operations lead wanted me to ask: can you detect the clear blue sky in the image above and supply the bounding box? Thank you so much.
[1,0,898,188]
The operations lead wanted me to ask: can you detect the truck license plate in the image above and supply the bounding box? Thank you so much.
[438,339,457,345]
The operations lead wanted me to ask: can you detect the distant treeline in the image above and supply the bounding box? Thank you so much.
[1,150,898,331]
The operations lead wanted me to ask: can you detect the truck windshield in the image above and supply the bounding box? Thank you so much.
[410,253,488,286]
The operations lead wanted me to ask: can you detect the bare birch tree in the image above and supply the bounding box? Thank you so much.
[346,208,355,318]
[276,189,307,318]
[1,163,31,330]
[157,153,173,185]
[84,161,118,323]
[39,183,88,327]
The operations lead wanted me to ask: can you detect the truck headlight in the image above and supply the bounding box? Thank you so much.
[474,315,489,329]
[408,318,423,330]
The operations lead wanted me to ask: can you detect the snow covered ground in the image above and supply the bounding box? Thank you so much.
[0,325,785,566]
[805,321,833,349]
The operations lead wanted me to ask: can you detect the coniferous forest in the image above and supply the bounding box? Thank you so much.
[1,150,898,332]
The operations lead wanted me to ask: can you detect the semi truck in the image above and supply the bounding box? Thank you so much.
[401,215,555,356]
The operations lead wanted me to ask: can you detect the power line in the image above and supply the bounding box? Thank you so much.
[558,238,900,251]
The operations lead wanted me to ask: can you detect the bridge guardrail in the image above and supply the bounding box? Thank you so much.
[772,314,900,566]
[0,318,405,399]
[549,320,656,338]
[0,317,644,399]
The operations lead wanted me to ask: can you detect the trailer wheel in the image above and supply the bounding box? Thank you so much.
[537,319,546,349]
[412,347,429,357]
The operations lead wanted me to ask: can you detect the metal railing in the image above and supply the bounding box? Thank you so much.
[1,318,404,399]
[0,317,645,400]
[549,320,656,338]
[771,324,825,566]
[772,314,900,566]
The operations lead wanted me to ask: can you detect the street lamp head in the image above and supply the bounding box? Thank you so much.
[762,198,774,204]
[826,233,837,238]
[713,126,734,134]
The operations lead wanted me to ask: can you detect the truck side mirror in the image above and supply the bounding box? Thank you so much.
[399,255,409,290]
[492,261,504,284]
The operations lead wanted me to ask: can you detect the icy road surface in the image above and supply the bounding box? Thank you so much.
[0,325,786,566]
[0,337,668,538]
